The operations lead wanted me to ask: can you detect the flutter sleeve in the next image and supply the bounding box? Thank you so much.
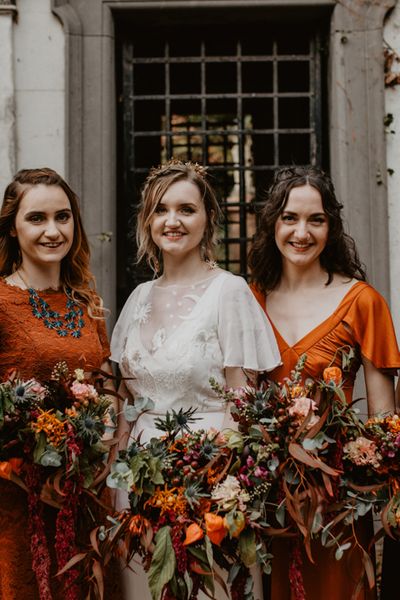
[344,285,400,370]
[110,288,139,364]
[217,274,281,371]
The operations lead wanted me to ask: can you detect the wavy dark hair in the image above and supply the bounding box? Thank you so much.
[0,168,104,316]
[248,166,366,293]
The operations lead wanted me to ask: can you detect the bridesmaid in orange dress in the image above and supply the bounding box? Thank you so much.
[0,168,117,599]
[248,166,400,600]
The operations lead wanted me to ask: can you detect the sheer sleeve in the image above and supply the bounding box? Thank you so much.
[110,287,141,364]
[217,275,281,371]
[344,285,400,370]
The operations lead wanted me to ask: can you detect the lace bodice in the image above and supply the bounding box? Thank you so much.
[111,270,280,439]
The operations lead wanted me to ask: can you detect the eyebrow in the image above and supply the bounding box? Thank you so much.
[282,210,326,217]
[157,201,198,207]
[24,208,72,216]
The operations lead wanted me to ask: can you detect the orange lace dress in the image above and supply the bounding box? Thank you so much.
[251,281,400,600]
[0,279,110,599]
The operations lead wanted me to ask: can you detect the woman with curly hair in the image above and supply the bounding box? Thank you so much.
[0,168,115,599]
[248,165,400,600]
[111,159,281,599]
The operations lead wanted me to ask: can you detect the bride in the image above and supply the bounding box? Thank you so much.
[110,159,281,599]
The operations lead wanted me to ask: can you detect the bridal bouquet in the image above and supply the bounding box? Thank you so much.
[103,408,260,600]
[0,363,113,600]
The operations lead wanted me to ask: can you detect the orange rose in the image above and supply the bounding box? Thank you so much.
[204,512,228,546]
[323,367,342,386]
[183,522,204,546]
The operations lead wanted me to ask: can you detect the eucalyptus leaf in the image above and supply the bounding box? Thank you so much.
[39,448,62,467]
[106,461,134,490]
[335,542,351,561]
[267,456,279,471]
[275,501,286,527]
[123,397,155,422]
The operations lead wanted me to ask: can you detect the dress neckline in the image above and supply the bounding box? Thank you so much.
[138,270,229,355]
[266,280,367,350]
[0,277,63,295]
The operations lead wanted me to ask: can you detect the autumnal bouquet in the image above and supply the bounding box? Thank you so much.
[0,363,113,600]
[218,356,400,599]
[83,354,398,600]
[86,406,269,600]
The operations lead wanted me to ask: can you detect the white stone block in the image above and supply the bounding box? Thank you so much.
[15,89,65,174]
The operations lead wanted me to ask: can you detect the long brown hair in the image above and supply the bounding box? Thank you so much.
[248,166,366,293]
[136,160,222,273]
[0,168,104,316]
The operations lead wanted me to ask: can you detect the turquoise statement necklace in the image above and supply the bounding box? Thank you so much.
[17,270,85,338]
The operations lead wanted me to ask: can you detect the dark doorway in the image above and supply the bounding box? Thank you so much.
[116,11,329,309]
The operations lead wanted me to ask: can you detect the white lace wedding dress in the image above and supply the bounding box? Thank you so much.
[110,269,280,599]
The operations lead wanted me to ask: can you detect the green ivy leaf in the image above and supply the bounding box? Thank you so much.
[148,526,176,600]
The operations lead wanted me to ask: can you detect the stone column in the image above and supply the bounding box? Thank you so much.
[0,1,17,195]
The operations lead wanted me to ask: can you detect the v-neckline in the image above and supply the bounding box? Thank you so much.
[138,270,227,355]
[266,281,365,350]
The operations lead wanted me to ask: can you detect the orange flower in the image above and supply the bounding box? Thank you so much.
[385,414,400,433]
[144,485,188,517]
[31,409,67,447]
[290,385,305,399]
[128,514,151,536]
[0,461,12,480]
[183,522,204,546]
[323,367,342,386]
[204,512,227,546]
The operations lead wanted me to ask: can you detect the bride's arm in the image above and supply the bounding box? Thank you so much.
[115,379,134,452]
[222,367,249,430]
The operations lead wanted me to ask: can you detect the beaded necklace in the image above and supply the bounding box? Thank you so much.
[17,270,85,338]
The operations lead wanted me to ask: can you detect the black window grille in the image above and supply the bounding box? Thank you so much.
[117,20,327,308]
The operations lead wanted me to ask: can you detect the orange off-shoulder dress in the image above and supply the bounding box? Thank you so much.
[251,280,400,600]
[0,280,111,600]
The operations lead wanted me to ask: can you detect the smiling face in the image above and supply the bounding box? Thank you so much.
[149,179,207,260]
[274,184,329,270]
[13,184,74,270]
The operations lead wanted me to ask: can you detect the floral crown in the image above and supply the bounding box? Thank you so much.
[147,158,208,181]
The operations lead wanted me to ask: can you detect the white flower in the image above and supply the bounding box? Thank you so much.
[73,368,85,382]
[133,302,152,324]
[211,475,250,510]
